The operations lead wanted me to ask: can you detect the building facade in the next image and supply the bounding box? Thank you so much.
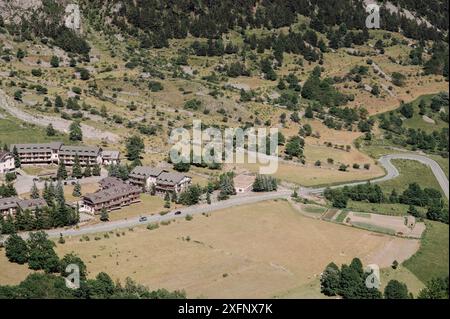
[0,151,15,174]
[101,150,121,165]
[129,166,165,191]
[81,177,142,214]
[129,166,191,194]
[58,145,102,166]
[11,142,62,165]
[10,142,119,167]
[0,197,47,218]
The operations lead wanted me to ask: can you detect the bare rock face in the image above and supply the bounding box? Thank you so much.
[0,0,83,33]
[0,0,43,24]
[64,3,83,33]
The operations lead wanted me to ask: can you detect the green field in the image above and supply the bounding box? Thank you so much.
[380,159,445,196]
[380,266,425,297]
[351,221,396,235]
[335,210,349,223]
[302,204,327,215]
[0,115,71,145]
[403,221,449,284]
[402,94,448,134]
[347,201,427,217]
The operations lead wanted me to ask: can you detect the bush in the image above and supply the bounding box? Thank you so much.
[148,81,163,92]
[31,69,43,77]
[147,223,159,230]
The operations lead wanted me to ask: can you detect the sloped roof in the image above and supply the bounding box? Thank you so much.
[17,198,47,210]
[11,142,63,153]
[156,171,190,186]
[130,166,165,179]
[83,184,141,205]
[99,176,126,189]
[101,150,120,159]
[59,145,101,156]
[0,151,13,162]
[0,197,19,210]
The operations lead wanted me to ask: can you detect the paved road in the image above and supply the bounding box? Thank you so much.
[303,154,449,199]
[1,153,447,242]
[2,190,291,242]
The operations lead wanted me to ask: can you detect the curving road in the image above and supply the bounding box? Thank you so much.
[1,153,447,242]
[303,154,449,199]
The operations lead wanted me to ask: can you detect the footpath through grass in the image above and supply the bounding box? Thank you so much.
[403,221,449,284]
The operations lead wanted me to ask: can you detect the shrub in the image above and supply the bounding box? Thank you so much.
[147,223,159,230]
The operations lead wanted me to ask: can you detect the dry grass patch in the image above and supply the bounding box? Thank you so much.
[46,200,419,298]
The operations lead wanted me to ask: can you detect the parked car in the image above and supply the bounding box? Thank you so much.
[139,216,147,222]
[174,211,182,215]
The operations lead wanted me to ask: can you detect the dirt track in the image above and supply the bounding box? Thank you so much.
[0,89,119,142]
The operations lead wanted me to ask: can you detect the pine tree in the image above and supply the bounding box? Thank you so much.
[54,95,64,108]
[164,192,171,208]
[57,160,68,180]
[92,163,101,176]
[30,182,40,199]
[100,208,109,222]
[72,154,83,178]
[72,182,81,197]
[171,191,177,203]
[46,123,56,136]
[55,181,65,206]
[150,184,156,196]
[12,146,21,168]
[84,160,92,177]
[69,121,83,141]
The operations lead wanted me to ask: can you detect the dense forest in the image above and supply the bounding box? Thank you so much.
[81,0,446,42]
[1,0,448,78]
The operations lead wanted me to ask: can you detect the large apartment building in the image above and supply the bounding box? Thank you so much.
[0,151,15,174]
[10,142,120,166]
[0,197,47,218]
[58,145,102,165]
[11,142,62,165]
[81,177,142,214]
[129,166,191,194]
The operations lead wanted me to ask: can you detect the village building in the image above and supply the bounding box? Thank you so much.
[11,142,62,165]
[0,197,18,217]
[0,151,15,174]
[10,142,119,167]
[58,145,102,166]
[129,166,191,194]
[81,177,141,214]
[129,166,165,191]
[101,150,121,165]
[155,171,192,194]
[0,197,48,218]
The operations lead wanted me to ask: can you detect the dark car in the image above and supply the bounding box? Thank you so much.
[174,211,182,215]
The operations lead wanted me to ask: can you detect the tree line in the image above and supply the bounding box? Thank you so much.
[324,182,448,223]
[1,231,185,299]
[0,181,79,235]
[321,257,449,299]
